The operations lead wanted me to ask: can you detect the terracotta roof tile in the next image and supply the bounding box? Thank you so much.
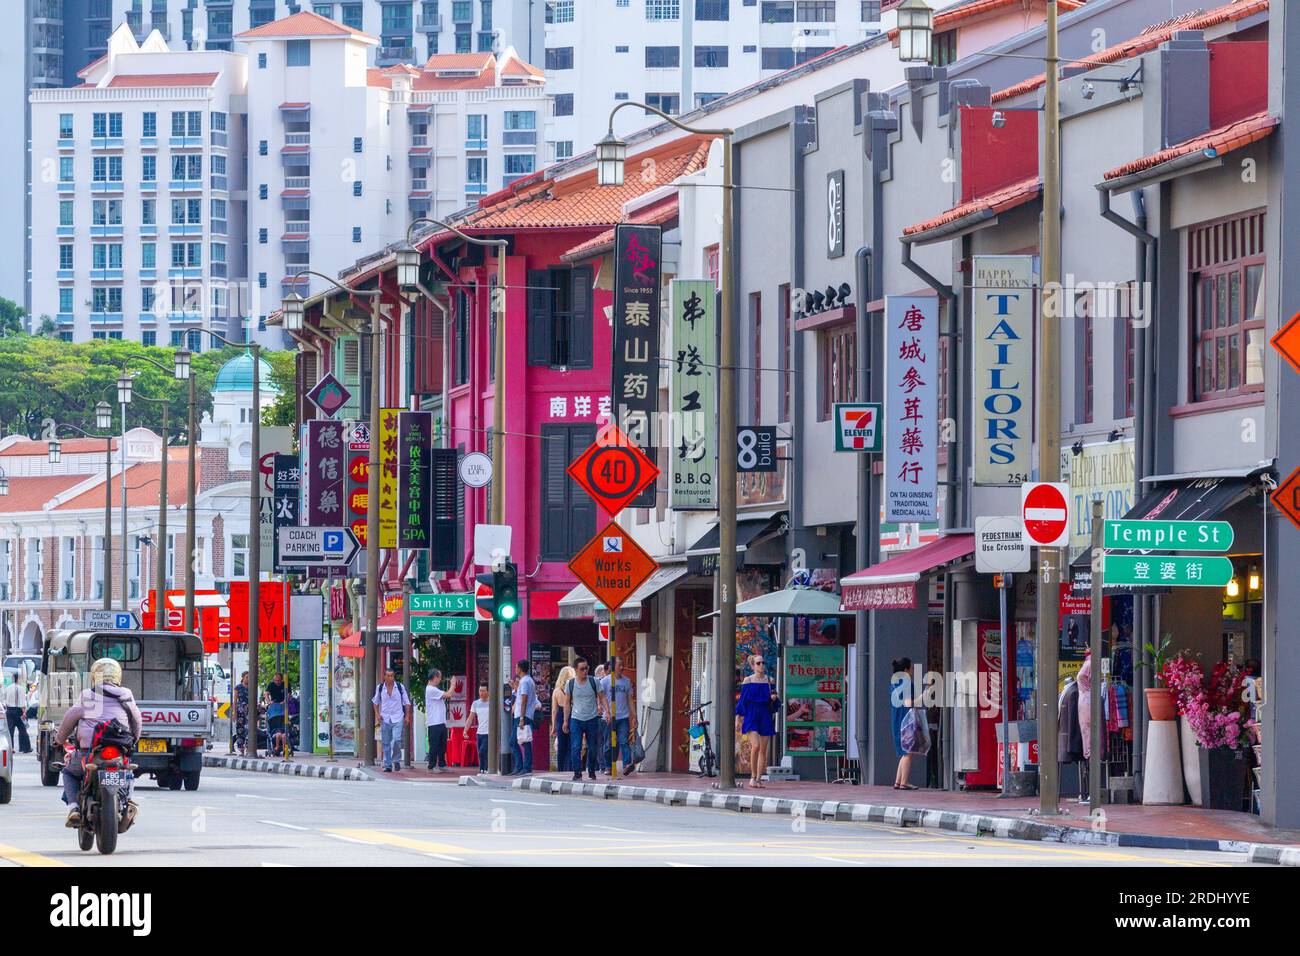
[890,0,1087,42]
[236,10,376,42]
[55,459,190,511]
[0,475,87,513]
[2,438,118,457]
[107,72,220,88]
[562,196,681,261]
[1102,111,1277,181]
[902,176,1041,239]
[993,0,1269,103]
[424,52,494,72]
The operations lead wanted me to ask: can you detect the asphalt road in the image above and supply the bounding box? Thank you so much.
[0,756,1263,867]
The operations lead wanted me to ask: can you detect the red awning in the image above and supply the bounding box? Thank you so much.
[338,624,363,659]
[840,534,975,611]
[376,608,405,629]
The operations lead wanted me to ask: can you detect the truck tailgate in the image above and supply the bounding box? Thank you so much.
[138,701,214,737]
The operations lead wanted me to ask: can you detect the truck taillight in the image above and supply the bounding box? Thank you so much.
[181,738,203,748]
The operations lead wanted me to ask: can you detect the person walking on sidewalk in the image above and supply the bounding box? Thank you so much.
[551,665,575,773]
[890,657,918,791]
[563,657,606,782]
[3,672,32,753]
[466,682,491,773]
[734,654,779,788]
[233,672,249,754]
[601,657,637,776]
[593,664,610,773]
[372,669,411,772]
[424,670,449,771]
[510,660,538,775]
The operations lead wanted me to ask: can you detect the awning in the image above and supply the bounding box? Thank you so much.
[558,565,689,622]
[338,623,363,659]
[840,534,975,611]
[1125,475,1259,524]
[685,512,786,574]
[702,586,853,619]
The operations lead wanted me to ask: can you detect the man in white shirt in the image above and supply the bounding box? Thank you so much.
[424,669,449,771]
[3,675,32,753]
[466,683,492,773]
[371,669,411,772]
[509,659,538,775]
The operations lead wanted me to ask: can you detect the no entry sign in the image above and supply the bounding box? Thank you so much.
[567,423,659,516]
[1021,482,1070,548]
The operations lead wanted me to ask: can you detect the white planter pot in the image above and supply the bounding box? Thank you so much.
[1179,715,1202,806]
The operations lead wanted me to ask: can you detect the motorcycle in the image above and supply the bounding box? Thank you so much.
[61,727,139,855]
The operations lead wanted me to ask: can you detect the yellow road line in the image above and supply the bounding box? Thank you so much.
[0,842,69,867]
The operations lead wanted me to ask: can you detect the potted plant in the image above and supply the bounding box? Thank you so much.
[1142,634,1177,721]
[1164,653,1251,811]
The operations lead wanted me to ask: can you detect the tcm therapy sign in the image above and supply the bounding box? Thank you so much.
[973,256,1034,486]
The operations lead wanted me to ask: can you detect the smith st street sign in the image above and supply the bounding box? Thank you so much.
[408,593,476,613]
[1103,519,1235,552]
[409,616,480,635]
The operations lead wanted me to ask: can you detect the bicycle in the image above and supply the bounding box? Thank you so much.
[687,702,717,778]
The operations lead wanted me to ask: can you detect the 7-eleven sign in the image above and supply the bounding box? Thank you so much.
[834,402,883,452]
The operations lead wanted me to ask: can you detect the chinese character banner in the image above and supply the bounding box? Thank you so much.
[379,407,401,548]
[885,296,938,523]
[670,278,717,510]
[305,420,346,527]
[398,411,433,549]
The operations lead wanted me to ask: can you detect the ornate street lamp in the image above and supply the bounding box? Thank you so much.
[48,439,62,463]
[116,373,134,406]
[394,240,421,291]
[173,349,191,381]
[95,401,112,431]
[896,0,934,64]
[595,132,628,187]
[280,291,305,332]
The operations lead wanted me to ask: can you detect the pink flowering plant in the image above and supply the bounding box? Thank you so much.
[1160,652,1250,751]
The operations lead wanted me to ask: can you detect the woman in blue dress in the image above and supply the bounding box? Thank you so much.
[734,655,779,788]
[890,657,918,790]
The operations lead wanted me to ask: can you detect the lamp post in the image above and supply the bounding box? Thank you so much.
[128,376,172,615]
[48,404,115,610]
[283,270,383,766]
[895,0,1063,814]
[169,349,196,634]
[117,373,133,612]
[595,102,736,786]
[395,217,508,771]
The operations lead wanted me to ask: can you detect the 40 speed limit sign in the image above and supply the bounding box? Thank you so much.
[566,423,659,516]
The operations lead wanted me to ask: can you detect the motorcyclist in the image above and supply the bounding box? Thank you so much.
[53,658,142,827]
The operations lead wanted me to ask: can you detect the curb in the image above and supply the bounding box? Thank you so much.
[510,778,1298,864]
[203,754,371,781]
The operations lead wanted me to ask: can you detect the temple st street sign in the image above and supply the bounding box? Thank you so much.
[409,616,481,635]
[1103,554,1234,588]
[1103,519,1234,552]
[407,593,476,613]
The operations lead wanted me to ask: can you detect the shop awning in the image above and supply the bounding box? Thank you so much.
[685,512,787,573]
[702,586,853,619]
[1125,473,1260,523]
[558,565,689,622]
[840,534,975,611]
[338,624,363,659]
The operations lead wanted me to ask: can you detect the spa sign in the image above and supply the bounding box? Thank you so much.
[783,645,846,755]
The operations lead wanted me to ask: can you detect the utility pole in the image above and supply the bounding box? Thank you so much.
[1088,497,1103,811]
[716,132,738,790]
[103,435,113,611]
[185,369,197,634]
[487,245,507,773]
[362,296,382,767]
[246,343,261,758]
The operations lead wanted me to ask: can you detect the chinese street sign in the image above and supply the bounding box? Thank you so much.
[972,255,1034,485]
[611,223,662,505]
[1103,519,1234,552]
[833,402,883,453]
[408,592,475,613]
[670,278,717,510]
[736,425,777,473]
[304,420,345,527]
[568,520,659,613]
[305,372,353,419]
[398,410,433,549]
[273,453,301,573]
[1103,554,1233,588]
[1021,482,1071,548]
[378,408,401,548]
[409,615,480,635]
[885,296,938,522]
[257,427,293,570]
[1272,309,1300,376]
[567,423,660,516]
[345,420,369,551]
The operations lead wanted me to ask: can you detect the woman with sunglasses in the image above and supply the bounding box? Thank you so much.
[734,654,779,788]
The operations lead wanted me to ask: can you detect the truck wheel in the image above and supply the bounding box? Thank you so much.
[0,778,11,804]
[182,770,201,791]
[167,773,183,791]
[40,748,60,787]
[96,792,119,855]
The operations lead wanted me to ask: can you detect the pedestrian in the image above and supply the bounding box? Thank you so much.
[563,656,606,782]
[510,660,538,775]
[551,665,575,773]
[593,663,610,772]
[601,656,637,776]
[890,657,918,790]
[264,671,288,757]
[734,654,778,788]
[3,672,32,754]
[372,669,411,772]
[424,669,450,771]
[233,671,250,754]
[466,682,491,773]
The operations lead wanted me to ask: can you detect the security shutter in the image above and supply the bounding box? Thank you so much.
[540,425,570,559]
[568,266,594,369]
[526,268,552,366]
[428,448,459,571]
[567,423,597,553]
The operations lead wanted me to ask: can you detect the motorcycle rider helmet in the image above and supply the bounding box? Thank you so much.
[89,657,123,687]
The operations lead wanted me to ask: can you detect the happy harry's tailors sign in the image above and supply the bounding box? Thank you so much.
[885,296,938,523]
[972,255,1034,486]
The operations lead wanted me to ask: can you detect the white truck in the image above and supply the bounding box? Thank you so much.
[37,630,214,791]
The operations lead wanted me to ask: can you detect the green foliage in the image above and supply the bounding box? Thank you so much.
[406,635,465,712]
[0,296,25,337]
[258,643,301,693]
[1143,633,1174,686]
[261,349,297,428]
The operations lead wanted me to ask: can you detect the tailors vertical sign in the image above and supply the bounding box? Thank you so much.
[670,278,717,510]
[885,296,938,522]
[973,255,1034,485]
[398,410,433,549]
[612,223,662,508]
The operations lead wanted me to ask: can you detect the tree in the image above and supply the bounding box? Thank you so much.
[36,315,57,337]
[261,349,297,428]
[0,296,25,337]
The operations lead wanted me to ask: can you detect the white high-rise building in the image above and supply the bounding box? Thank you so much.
[27,11,547,343]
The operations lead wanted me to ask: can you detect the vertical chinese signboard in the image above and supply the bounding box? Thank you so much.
[783,644,846,754]
[305,420,345,527]
[670,278,716,510]
[398,410,433,549]
[273,453,300,574]
[258,427,293,571]
[885,296,938,523]
[345,420,370,554]
[612,224,662,508]
[378,407,401,548]
[972,255,1034,485]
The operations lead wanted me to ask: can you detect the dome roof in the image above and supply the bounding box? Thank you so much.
[213,351,279,394]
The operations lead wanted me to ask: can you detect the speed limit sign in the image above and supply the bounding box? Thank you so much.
[736,426,776,473]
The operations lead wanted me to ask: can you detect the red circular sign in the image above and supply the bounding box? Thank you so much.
[585,445,647,500]
[349,456,369,482]
[348,488,368,515]
[1022,483,1069,546]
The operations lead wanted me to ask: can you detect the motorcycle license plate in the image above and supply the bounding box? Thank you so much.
[138,738,168,753]
[99,770,128,788]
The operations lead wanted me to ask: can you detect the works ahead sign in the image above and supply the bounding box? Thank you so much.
[568,520,658,613]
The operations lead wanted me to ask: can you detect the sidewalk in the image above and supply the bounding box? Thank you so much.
[202,748,474,782]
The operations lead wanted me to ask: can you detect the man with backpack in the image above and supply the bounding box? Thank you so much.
[561,656,607,782]
[372,669,411,772]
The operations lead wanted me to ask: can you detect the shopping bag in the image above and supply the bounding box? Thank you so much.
[517,723,533,744]
[632,734,646,765]
[900,707,931,756]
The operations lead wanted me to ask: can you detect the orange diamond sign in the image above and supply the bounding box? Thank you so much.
[568,520,659,613]
[567,423,659,516]
[1272,466,1300,534]
[1272,310,1300,376]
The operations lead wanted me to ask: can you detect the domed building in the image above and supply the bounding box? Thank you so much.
[201,351,280,473]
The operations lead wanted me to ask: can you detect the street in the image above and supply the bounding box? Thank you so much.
[0,758,1261,868]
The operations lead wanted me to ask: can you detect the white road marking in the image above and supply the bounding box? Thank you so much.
[259,820,310,831]
[490,799,551,807]
[815,855,867,865]
[664,861,705,868]
[424,853,466,863]
[324,832,381,846]
[583,824,643,833]
[238,793,290,801]
[261,862,298,867]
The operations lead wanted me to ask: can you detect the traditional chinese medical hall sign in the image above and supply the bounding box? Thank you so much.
[612,223,662,508]
[304,420,346,527]
[670,278,717,510]
[885,296,938,523]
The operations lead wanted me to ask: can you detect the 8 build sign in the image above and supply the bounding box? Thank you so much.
[972,256,1034,485]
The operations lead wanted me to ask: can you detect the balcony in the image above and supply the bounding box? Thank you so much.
[283,221,311,236]
[210,130,227,148]
[465,137,488,151]
[57,179,75,194]
[169,179,202,192]
[418,15,442,32]
[140,178,157,193]
[211,175,228,192]
[90,179,125,194]
[412,133,428,147]
[90,224,124,238]
[502,130,537,146]
[410,179,429,193]
[90,312,124,324]
[465,182,487,196]
[377,42,415,65]
[285,132,311,147]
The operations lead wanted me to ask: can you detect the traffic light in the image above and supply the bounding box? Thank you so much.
[475,563,519,624]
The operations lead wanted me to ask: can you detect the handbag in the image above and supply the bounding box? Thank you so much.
[517,723,533,744]
[631,734,646,765]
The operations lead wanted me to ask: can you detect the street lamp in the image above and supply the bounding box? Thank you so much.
[117,373,133,406]
[399,216,509,770]
[168,349,197,638]
[280,291,305,333]
[48,439,61,463]
[128,355,177,616]
[0,469,7,496]
[49,414,117,610]
[896,0,934,64]
[594,102,738,787]
[95,401,112,431]
[173,349,191,381]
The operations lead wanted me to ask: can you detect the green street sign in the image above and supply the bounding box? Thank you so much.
[1103,554,1234,588]
[409,615,481,635]
[1103,519,1234,552]
[408,593,475,613]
